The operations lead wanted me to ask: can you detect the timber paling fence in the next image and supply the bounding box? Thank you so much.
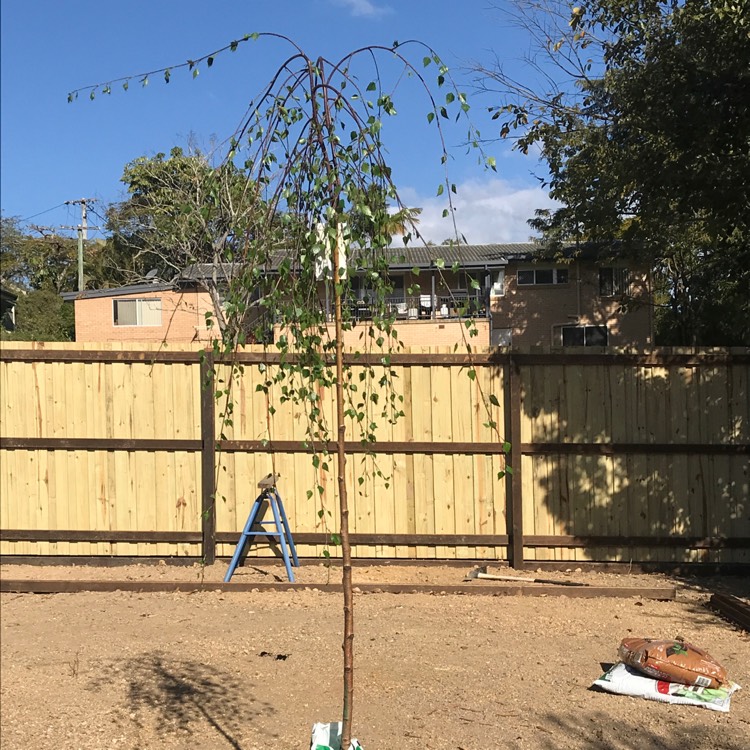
[0,343,748,568]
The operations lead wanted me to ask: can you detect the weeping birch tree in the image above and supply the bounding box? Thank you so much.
[70,33,502,748]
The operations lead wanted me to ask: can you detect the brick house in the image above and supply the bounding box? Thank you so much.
[333,242,653,348]
[61,282,215,343]
[64,243,652,347]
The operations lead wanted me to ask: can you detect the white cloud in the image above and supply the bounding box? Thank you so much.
[397,178,558,245]
[330,0,392,18]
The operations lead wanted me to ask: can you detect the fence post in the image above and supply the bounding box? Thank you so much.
[508,354,524,570]
[200,350,216,565]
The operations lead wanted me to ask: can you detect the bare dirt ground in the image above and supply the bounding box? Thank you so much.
[1,562,748,750]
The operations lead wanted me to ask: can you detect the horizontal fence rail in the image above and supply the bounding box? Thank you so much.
[1,343,748,568]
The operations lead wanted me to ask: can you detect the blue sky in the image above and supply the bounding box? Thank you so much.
[1,0,554,244]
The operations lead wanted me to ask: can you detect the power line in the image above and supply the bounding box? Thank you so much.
[19,203,66,222]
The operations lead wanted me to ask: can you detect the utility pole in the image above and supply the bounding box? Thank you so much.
[61,198,100,291]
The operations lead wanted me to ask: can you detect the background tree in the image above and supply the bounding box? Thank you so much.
[0,289,75,341]
[476,0,750,344]
[1,216,79,293]
[106,146,269,338]
[0,215,111,340]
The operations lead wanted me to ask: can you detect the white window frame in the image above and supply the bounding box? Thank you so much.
[516,267,569,286]
[112,298,163,327]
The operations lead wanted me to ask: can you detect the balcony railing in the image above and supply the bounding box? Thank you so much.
[346,292,487,321]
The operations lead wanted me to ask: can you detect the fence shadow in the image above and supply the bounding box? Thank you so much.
[518,355,747,564]
[88,651,275,749]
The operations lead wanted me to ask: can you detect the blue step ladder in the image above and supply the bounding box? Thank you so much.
[223,473,300,583]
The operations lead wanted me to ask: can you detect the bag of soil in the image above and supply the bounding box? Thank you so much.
[594,663,740,713]
[618,637,728,689]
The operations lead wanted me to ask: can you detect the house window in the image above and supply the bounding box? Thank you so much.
[599,268,631,297]
[113,298,162,326]
[561,325,608,347]
[490,269,505,297]
[491,327,512,346]
[517,267,569,285]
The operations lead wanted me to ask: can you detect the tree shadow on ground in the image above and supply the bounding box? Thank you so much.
[530,708,746,750]
[88,651,275,749]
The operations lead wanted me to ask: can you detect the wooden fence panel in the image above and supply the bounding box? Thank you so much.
[1,344,747,565]
[0,352,203,558]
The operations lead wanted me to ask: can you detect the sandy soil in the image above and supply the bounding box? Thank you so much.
[1,563,748,750]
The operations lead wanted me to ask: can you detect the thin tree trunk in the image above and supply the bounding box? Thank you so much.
[332,222,354,749]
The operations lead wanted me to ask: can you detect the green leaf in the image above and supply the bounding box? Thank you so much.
[487,156,497,171]
[445,92,455,104]
[467,369,476,381]
[423,56,431,67]
[503,441,512,453]
[366,81,377,91]
[435,258,445,269]
[192,68,199,79]
[207,56,214,67]
[164,69,171,83]
[427,112,435,124]
[436,183,444,197]
[489,394,500,407]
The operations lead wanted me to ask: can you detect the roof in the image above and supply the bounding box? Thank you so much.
[61,282,178,301]
[385,243,538,269]
[63,241,621,299]
[180,243,541,280]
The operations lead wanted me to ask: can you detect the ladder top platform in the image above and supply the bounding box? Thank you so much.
[257,473,279,490]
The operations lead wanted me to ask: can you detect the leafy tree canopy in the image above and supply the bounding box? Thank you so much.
[107,146,266,277]
[0,288,75,342]
[479,0,750,344]
[1,215,79,293]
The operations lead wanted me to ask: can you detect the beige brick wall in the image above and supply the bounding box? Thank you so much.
[73,289,216,343]
[491,262,652,347]
[279,318,492,349]
[348,318,490,348]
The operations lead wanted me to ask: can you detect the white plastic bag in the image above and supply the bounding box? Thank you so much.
[310,722,362,750]
[594,663,741,713]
